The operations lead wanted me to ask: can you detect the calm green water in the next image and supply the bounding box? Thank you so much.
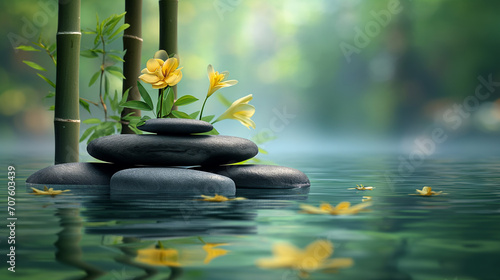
[1,154,500,280]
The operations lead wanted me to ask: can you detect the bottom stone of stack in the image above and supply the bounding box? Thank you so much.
[110,167,236,197]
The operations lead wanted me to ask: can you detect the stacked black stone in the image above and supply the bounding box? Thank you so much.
[26,118,310,196]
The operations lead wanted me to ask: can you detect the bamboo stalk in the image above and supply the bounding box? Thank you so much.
[121,0,143,133]
[54,0,81,164]
[159,0,178,109]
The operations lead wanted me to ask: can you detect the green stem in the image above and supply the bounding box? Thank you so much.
[199,96,208,120]
[158,87,165,118]
[121,0,143,134]
[99,35,107,121]
[54,0,81,164]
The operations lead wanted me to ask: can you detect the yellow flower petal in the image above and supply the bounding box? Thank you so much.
[139,73,161,84]
[301,240,333,270]
[146,59,161,72]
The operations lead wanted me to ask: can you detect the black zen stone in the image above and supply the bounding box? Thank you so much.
[87,134,258,166]
[25,162,124,194]
[197,164,311,189]
[137,118,213,135]
[110,167,235,196]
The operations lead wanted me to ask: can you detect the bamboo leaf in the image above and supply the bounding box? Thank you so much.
[83,118,101,124]
[128,124,143,135]
[174,95,199,106]
[80,49,98,58]
[107,70,126,80]
[170,110,192,119]
[88,71,100,87]
[23,60,46,71]
[137,81,154,110]
[136,115,152,127]
[49,105,55,111]
[110,115,121,121]
[121,100,152,111]
[45,92,55,98]
[16,45,40,52]
[37,73,56,88]
[189,111,200,119]
[201,115,215,123]
[108,23,130,40]
[80,126,96,143]
[258,147,269,155]
[119,88,131,106]
[108,54,124,62]
[196,128,219,135]
[79,99,91,114]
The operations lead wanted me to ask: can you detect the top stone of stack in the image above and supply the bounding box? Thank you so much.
[137,118,213,135]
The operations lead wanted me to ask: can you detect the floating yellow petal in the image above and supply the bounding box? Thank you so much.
[362,196,372,202]
[257,240,353,275]
[135,246,181,267]
[199,194,246,202]
[202,243,229,264]
[300,201,372,215]
[214,94,256,129]
[31,186,70,196]
[206,64,238,97]
[139,51,183,89]
[410,186,445,196]
[348,184,374,190]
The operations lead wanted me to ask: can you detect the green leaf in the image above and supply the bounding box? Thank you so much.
[108,54,124,62]
[162,87,175,117]
[49,105,55,111]
[45,92,55,98]
[109,90,118,112]
[23,60,46,71]
[104,75,110,99]
[108,23,130,40]
[110,115,121,122]
[106,70,125,80]
[137,81,154,110]
[120,88,131,106]
[121,100,152,111]
[88,70,100,87]
[201,115,215,123]
[80,49,99,58]
[174,95,199,107]
[79,99,91,114]
[16,45,40,52]
[171,110,192,119]
[128,124,143,135]
[83,118,101,124]
[37,73,55,88]
[136,115,152,127]
[80,126,96,142]
[189,111,200,119]
[217,94,232,107]
[195,128,219,135]
[258,147,269,155]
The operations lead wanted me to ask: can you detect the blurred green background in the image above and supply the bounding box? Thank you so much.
[1,0,500,158]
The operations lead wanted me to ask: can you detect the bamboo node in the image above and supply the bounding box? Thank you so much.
[54,118,80,123]
[57,31,82,35]
[123,34,143,41]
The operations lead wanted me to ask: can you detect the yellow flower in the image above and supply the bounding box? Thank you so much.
[207,64,238,97]
[31,186,70,196]
[348,184,374,190]
[135,244,181,267]
[202,243,229,264]
[256,240,353,277]
[410,186,445,196]
[214,94,256,129]
[198,194,246,202]
[139,50,183,89]
[300,201,372,215]
[362,196,372,202]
